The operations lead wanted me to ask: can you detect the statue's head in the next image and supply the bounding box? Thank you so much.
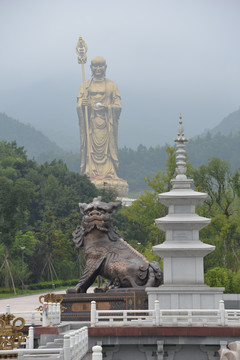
[91,56,107,79]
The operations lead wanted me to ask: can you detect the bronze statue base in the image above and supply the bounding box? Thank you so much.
[61,288,148,321]
[90,177,129,197]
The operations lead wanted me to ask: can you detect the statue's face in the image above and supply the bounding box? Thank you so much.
[91,57,107,79]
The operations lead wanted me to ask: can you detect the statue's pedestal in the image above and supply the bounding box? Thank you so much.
[147,285,224,310]
[61,289,147,321]
[90,177,129,197]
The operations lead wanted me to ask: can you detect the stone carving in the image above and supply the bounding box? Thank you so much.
[219,341,240,360]
[67,198,163,293]
[76,36,128,196]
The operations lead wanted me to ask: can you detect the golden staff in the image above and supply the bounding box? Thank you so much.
[76,36,92,176]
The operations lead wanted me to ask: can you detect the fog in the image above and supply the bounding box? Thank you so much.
[0,0,240,151]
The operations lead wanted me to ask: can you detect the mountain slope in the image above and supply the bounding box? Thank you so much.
[210,108,240,136]
[0,112,63,158]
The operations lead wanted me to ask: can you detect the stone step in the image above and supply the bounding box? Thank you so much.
[39,339,63,349]
[54,338,64,346]
[82,352,92,360]
[69,321,90,330]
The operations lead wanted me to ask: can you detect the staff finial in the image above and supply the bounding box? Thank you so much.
[76,36,88,65]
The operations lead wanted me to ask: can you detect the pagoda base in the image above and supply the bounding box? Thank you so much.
[146,284,225,310]
[90,177,129,197]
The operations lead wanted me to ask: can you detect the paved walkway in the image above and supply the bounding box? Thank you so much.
[0,287,94,313]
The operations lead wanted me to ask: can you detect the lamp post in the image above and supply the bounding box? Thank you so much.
[20,247,25,295]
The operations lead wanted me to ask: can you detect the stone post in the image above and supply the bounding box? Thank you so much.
[92,345,103,360]
[42,302,48,327]
[154,300,160,326]
[91,301,97,326]
[64,334,71,360]
[28,326,34,349]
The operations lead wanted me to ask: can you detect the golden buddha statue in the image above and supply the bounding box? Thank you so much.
[77,56,128,196]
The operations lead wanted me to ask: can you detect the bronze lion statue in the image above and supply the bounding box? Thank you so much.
[67,197,163,293]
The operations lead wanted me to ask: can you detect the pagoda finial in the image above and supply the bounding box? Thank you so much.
[174,114,188,179]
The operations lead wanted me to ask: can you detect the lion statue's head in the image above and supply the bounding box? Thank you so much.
[72,197,121,248]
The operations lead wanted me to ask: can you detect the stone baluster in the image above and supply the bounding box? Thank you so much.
[80,328,84,358]
[70,331,75,359]
[42,302,48,327]
[57,302,61,324]
[91,301,97,327]
[219,300,226,326]
[48,302,53,326]
[92,345,103,360]
[28,326,34,349]
[64,334,71,360]
[52,302,56,325]
[154,300,160,326]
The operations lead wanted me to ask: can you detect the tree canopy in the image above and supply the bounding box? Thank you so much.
[0,140,115,288]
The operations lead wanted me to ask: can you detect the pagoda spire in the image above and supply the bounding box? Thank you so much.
[174,114,188,180]
[171,114,192,190]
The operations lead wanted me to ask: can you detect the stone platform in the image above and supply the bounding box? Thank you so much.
[61,289,148,321]
[90,177,129,197]
[88,326,239,360]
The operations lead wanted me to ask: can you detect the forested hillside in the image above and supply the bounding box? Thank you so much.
[34,131,240,196]
[117,131,240,194]
[210,108,240,136]
[0,112,63,158]
[1,112,240,195]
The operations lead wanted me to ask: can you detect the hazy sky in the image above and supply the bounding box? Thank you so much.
[0,0,240,150]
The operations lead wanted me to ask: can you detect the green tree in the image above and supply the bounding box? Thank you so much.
[9,231,39,288]
[191,157,240,274]
[0,143,36,290]
[193,158,240,218]
[205,267,234,294]
[115,147,176,259]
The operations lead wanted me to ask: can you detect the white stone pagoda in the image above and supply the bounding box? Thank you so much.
[147,116,224,309]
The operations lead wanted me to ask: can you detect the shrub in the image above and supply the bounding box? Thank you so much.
[0,287,18,294]
[205,267,234,293]
[28,279,79,290]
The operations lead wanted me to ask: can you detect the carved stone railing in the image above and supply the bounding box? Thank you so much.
[91,300,240,327]
[0,326,88,360]
[63,327,88,360]
[37,292,64,326]
[0,294,62,328]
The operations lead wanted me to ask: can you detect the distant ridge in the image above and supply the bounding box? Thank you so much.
[0,112,63,159]
[210,108,240,136]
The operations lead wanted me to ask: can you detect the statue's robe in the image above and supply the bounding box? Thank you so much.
[77,78,121,178]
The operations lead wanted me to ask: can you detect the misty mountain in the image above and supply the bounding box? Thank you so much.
[1,108,240,195]
[0,74,81,152]
[0,112,63,159]
[209,108,240,136]
[0,72,207,152]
